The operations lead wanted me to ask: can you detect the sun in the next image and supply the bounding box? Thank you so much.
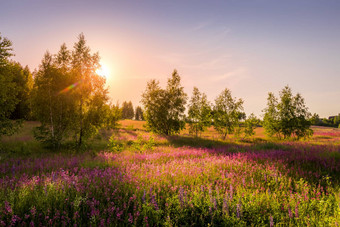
[96,63,111,78]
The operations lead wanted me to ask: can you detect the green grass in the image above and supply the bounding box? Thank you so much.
[0,120,339,226]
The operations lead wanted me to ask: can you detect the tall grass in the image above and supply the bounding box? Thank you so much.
[0,121,339,225]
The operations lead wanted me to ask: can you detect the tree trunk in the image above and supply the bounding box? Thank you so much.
[48,83,55,149]
[78,98,83,147]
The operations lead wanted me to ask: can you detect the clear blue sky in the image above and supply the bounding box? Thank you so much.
[1,0,339,117]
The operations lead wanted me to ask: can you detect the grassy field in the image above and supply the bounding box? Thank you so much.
[0,120,339,226]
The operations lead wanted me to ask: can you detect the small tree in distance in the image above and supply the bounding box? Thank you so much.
[141,70,187,135]
[262,92,281,138]
[263,85,312,140]
[212,88,244,140]
[135,106,144,121]
[243,113,260,140]
[121,101,134,119]
[103,103,121,129]
[187,87,211,137]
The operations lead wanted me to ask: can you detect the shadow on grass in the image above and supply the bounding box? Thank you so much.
[165,134,340,188]
[166,135,229,149]
[166,134,289,152]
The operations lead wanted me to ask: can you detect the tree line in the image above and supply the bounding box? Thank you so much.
[1,32,316,151]
[310,113,340,128]
[142,70,314,140]
[0,33,146,149]
[1,33,119,149]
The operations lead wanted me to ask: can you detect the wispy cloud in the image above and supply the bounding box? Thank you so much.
[190,21,212,32]
[212,67,248,82]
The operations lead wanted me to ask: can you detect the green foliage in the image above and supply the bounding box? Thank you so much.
[0,33,13,66]
[263,86,313,140]
[243,113,260,139]
[187,87,212,137]
[132,135,155,152]
[310,113,320,125]
[32,34,110,149]
[0,34,22,138]
[141,70,187,135]
[7,62,33,120]
[262,92,280,138]
[71,33,109,147]
[121,101,134,119]
[107,135,124,152]
[103,103,121,129]
[1,121,340,226]
[313,114,340,128]
[32,51,77,149]
[212,88,244,140]
[135,106,144,121]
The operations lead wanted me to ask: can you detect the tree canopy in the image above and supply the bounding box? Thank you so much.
[187,87,211,137]
[141,70,187,135]
[263,85,312,140]
[212,88,244,140]
[121,101,134,119]
[0,34,22,138]
[135,106,144,121]
[32,34,112,148]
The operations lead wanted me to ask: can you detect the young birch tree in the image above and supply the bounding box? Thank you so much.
[212,88,244,140]
[141,70,187,135]
[187,87,211,137]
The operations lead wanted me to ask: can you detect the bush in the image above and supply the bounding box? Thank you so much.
[107,136,124,152]
[132,135,155,152]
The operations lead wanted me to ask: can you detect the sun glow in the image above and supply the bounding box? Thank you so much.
[96,63,111,78]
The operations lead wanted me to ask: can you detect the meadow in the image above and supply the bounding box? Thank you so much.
[0,120,339,226]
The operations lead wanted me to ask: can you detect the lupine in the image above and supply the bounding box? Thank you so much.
[295,204,299,218]
[288,207,293,218]
[236,203,241,218]
[270,216,274,227]
[142,190,146,204]
[223,198,228,214]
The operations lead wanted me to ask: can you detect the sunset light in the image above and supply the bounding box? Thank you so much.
[1,1,340,226]
[96,63,111,78]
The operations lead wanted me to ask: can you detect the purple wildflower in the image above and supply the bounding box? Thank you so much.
[236,203,241,218]
[270,216,274,227]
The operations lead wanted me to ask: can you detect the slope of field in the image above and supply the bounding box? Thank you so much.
[0,121,339,226]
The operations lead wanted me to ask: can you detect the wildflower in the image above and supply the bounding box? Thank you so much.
[142,190,146,204]
[288,207,293,218]
[30,206,36,216]
[270,216,274,227]
[223,198,229,214]
[213,197,217,209]
[128,213,133,224]
[11,164,15,176]
[144,216,149,227]
[11,215,20,225]
[179,187,184,207]
[151,195,159,210]
[52,172,56,182]
[4,201,12,214]
[236,203,241,218]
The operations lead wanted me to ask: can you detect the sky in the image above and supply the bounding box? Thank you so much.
[1,0,339,118]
